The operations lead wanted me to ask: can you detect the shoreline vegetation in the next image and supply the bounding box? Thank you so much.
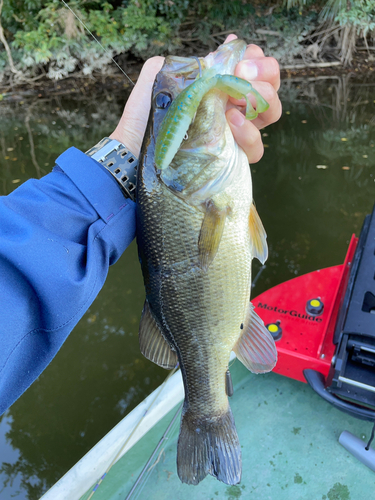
[0,0,374,96]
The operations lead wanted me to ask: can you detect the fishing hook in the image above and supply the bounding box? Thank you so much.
[191,56,202,78]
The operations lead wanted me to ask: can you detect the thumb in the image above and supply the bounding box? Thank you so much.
[110,56,165,157]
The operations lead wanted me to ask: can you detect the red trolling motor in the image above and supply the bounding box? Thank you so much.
[253,204,375,471]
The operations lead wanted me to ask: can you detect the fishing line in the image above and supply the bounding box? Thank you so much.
[86,364,179,499]
[251,264,266,289]
[60,0,135,86]
[124,401,183,500]
[131,403,182,499]
[228,357,237,370]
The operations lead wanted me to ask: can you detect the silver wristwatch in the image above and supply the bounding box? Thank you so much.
[86,137,138,201]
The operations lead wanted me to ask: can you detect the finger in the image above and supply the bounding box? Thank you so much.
[235,56,280,91]
[249,81,282,129]
[111,56,164,156]
[126,56,164,115]
[223,39,265,61]
[228,81,282,130]
[243,43,265,60]
[226,108,264,164]
[224,34,238,43]
[223,40,279,93]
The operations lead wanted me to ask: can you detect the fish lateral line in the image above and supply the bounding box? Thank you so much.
[155,71,269,171]
[137,39,272,488]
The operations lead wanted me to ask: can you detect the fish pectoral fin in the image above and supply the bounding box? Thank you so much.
[233,302,277,374]
[198,200,228,272]
[249,202,268,265]
[139,301,178,370]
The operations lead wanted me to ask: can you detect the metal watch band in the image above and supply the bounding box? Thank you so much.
[86,137,138,201]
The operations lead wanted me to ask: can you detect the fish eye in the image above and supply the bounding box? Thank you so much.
[155,92,172,109]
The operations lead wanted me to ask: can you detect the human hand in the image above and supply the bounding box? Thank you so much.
[110,56,165,157]
[111,36,282,164]
[225,34,282,164]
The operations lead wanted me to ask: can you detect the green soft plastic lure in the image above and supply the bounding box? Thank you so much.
[154,68,269,170]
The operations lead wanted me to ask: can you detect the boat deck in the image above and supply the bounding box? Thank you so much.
[80,360,374,500]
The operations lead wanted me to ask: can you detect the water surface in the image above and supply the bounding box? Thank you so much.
[0,75,374,499]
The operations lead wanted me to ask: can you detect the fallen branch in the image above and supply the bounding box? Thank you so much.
[281,75,342,83]
[281,61,342,70]
[304,24,341,42]
[0,0,22,77]
[180,29,238,43]
[255,29,282,37]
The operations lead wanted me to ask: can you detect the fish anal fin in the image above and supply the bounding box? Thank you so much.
[234,302,277,374]
[198,200,228,272]
[139,301,177,370]
[249,202,268,264]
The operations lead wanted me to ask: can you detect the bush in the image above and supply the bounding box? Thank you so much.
[2,0,181,80]
[0,0,374,82]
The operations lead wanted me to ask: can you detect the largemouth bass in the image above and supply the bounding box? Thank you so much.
[136,39,277,486]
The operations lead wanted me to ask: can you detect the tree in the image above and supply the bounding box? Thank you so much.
[286,0,375,65]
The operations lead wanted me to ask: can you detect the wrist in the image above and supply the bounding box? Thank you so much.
[109,129,140,159]
[85,137,138,200]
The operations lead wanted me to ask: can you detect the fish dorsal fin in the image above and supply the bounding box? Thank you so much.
[139,301,178,370]
[233,302,277,373]
[249,202,268,264]
[198,200,228,272]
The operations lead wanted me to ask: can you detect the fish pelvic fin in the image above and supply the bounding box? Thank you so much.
[249,202,268,264]
[139,300,178,370]
[234,302,277,374]
[198,200,228,272]
[177,405,241,486]
[225,369,234,397]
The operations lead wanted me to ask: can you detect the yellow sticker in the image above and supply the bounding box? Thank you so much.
[310,299,321,307]
[267,324,279,333]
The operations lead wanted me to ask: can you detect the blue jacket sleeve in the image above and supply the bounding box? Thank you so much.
[0,147,136,415]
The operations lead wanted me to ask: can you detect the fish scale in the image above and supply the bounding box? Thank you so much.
[136,39,277,486]
[138,135,251,459]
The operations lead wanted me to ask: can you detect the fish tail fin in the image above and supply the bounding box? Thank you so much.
[177,405,241,485]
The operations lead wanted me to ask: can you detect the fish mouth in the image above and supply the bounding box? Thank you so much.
[159,39,247,96]
[180,40,247,151]
[159,57,201,97]
[204,39,246,75]
[151,39,248,192]
[157,41,247,199]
